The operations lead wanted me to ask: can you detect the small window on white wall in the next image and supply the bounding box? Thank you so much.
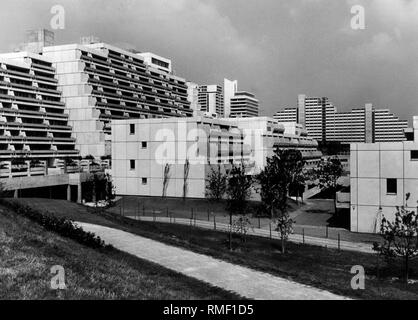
[130,160,135,170]
[142,178,148,185]
[142,141,147,149]
[386,178,397,194]
[411,150,418,160]
[130,123,135,135]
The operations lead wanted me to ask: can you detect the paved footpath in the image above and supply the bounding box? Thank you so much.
[78,222,349,300]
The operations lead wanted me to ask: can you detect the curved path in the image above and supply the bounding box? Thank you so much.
[78,222,349,300]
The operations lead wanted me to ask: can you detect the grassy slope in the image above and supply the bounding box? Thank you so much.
[0,205,240,300]
[9,198,418,300]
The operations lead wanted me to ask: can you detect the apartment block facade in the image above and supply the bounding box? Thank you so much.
[0,52,78,163]
[229,91,259,118]
[222,117,321,174]
[198,85,224,117]
[274,94,408,143]
[43,43,192,158]
[350,116,418,233]
[111,117,251,198]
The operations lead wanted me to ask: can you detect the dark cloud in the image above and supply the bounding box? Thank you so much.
[0,0,416,122]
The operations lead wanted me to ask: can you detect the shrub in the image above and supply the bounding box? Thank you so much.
[0,199,109,249]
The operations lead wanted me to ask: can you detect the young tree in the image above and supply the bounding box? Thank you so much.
[226,163,253,250]
[257,149,305,253]
[310,156,343,214]
[373,194,418,283]
[205,165,227,201]
[162,163,170,198]
[183,159,190,201]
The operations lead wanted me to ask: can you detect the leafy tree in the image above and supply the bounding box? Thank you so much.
[205,165,227,201]
[232,215,252,244]
[310,156,343,214]
[373,194,418,283]
[257,149,305,253]
[226,163,253,250]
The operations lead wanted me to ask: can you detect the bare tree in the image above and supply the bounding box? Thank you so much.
[183,159,190,201]
[162,163,170,198]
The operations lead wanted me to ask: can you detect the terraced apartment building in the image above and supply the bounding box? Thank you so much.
[43,43,192,158]
[0,51,78,164]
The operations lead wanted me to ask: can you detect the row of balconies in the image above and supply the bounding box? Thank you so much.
[0,70,59,89]
[0,97,66,112]
[0,158,110,178]
[83,61,187,90]
[0,107,68,121]
[96,103,183,119]
[105,52,185,86]
[0,80,61,96]
[0,149,79,159]
[0,93,65,107]
[1,68,58,84]
[0,120,72,132]
[92,92,191,115]
[89,84,188,105]
[86,67,188,96]
[0,134,75,143]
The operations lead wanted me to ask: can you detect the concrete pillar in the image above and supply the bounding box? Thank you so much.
[26,160,31,177]
[77,183,82,204]
[67,184,71,201]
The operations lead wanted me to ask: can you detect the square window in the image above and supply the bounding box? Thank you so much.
[386,178,397,194]
[411,150,418,160]
[129,123,135,135]
[142,141,147,149]
[142,178,148,185]
[130,160,135,170]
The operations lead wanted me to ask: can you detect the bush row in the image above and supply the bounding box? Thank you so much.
[1,199,108,249]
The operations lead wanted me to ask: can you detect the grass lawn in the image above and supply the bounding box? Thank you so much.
[0,202,240,300]
[9,198,418,300]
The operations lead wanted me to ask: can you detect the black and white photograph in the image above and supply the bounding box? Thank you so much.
[0,0,417,312]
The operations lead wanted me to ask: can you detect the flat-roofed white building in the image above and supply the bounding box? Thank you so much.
[111,117,251,198]
[222,117,321,174]
[350,116,418,233]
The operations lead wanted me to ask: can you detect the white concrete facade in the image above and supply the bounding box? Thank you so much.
[224,78,238,118]
[222,117,321,174]
[112,117,251,198]
[350,116,418,233]
[198,85,224,117]
[137,52,172,74]
[43,43,192,158]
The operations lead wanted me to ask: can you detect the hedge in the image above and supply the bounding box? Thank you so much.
[1,199,109,249]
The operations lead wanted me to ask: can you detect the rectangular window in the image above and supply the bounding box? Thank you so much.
[129,123,135,135]
[130,160,135,170]
[141,141,147,149]
[386,178,397,194]
[411,150,418,160]
[142,178,148,185]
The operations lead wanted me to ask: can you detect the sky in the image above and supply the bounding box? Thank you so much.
[0,0,417,122]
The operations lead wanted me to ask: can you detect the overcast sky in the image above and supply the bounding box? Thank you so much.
[0,0,417,122]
